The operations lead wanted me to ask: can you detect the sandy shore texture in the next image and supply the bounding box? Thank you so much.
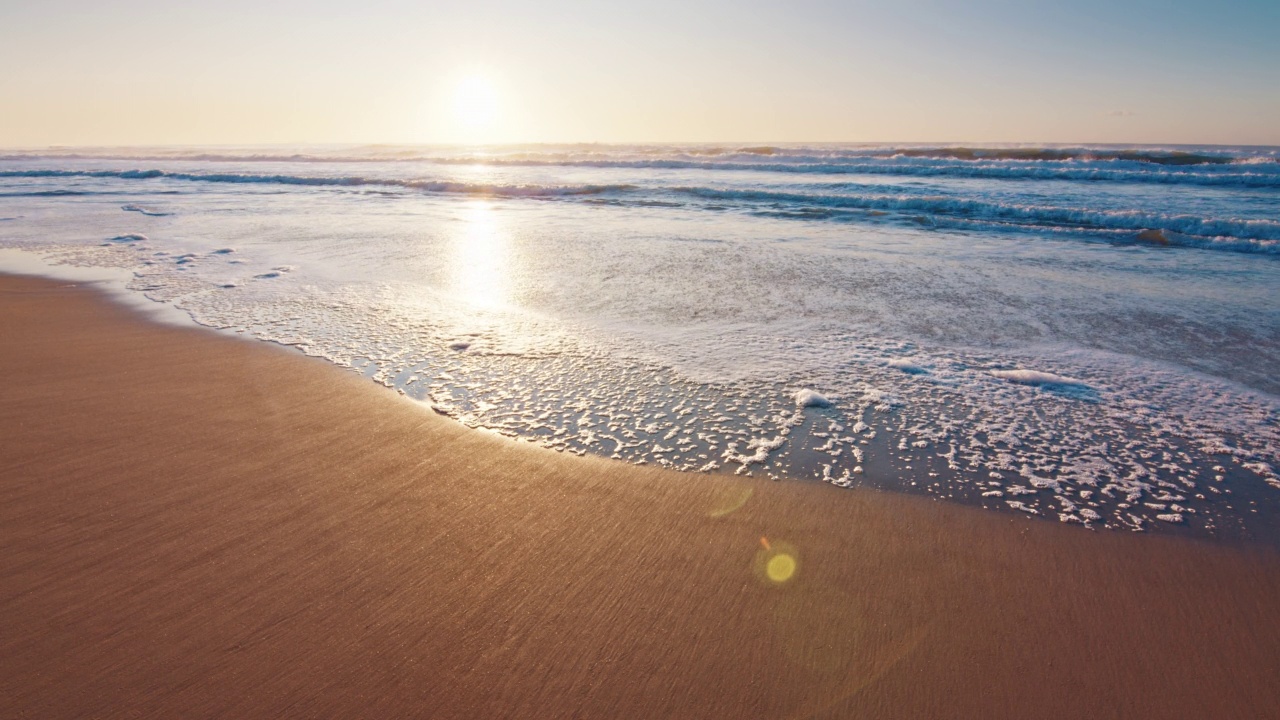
[2,273,1279,719]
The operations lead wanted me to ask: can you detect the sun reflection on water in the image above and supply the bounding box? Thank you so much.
[451,199,511,309]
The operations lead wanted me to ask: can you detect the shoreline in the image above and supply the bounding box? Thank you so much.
[3,272,1280,718]
[3,244,1275,543]
[1,248,1266,546]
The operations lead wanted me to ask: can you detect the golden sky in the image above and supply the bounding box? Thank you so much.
[2,0,1277,146]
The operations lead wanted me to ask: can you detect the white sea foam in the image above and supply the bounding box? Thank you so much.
[989,369,1088,387]
[794,389,833,407]
[888,358,929,374]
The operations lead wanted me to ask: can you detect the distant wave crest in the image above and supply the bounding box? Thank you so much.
[3,144,1277,189]
[0,168,633,198]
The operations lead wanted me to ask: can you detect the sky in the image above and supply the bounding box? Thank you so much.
[1,0,1277,146]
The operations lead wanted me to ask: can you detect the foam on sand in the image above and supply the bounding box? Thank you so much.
[794,388,833,407]
[989,369,1089,387]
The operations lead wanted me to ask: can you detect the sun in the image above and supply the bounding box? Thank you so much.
[452,75,499,136]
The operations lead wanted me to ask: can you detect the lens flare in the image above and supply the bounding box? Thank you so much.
[766,553,797,583]
[754,538,799,586]
[707,485,754,518]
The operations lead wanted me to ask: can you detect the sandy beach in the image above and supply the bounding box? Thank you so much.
[2,272,1279,719]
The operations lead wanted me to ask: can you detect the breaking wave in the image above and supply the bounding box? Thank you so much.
[0,169,633,198]
[2,165,1277,253]
[671,186,1280,249]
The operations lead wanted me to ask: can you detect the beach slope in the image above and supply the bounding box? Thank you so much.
[1,274,1278,719]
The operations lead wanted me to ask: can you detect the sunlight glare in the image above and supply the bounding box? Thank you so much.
[451,200,511,309]
[453,75,499,133]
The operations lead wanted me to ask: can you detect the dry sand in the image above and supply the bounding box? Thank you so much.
[2,273,1278,719]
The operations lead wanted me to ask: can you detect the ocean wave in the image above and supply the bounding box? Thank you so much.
[454,158,1280,188]
[0,188,97,197]
[889,147,1246,165]
[4,165,1276,255]
[419,156,1280,189]
[671,186,1280,249]
[0,169,633,198]
[4,145,1277,190]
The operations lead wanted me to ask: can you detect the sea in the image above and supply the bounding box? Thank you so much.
[2,143,1278,540]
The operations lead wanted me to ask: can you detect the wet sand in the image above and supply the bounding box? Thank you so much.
[2,273,1278,719]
